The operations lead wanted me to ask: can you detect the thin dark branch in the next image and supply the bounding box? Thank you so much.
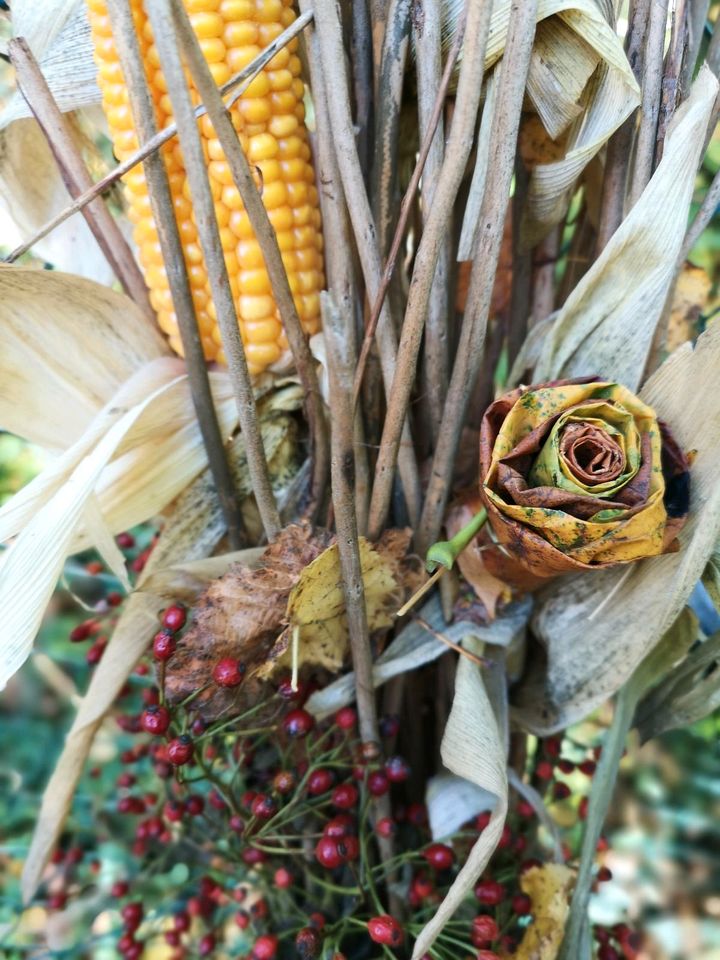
[415,0,451,442]
[9,37,151,312]
[629,0,670,207]
[3,12,313,264]
[307,0,421,528]
[655,0,689,162]
[351,0,374,179]
[150,0,281,542]
[104,0,244,549]
[353,7,467,408]
[366,0,491,540]
[417,1,538,555]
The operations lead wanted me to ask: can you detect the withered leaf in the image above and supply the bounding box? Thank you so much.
[164,522,332,719]
[502,864,575,960]
[254,532,409,682]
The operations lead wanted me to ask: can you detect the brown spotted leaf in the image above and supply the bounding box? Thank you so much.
[164,522,332,719]
[254,536,407,682]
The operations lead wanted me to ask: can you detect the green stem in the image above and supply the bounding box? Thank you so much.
[426,507,487,572]
[557,682,637,960]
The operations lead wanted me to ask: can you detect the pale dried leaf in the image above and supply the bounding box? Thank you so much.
[1,0,100,127]
[305,595,532,718]
[513,317,720,733]
[534,68,719,390]
[426,773,496,841]
[0,120,116,281]
[412,655,508,959]
[0,264,169,452]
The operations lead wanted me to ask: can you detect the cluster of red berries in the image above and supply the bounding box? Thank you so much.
[42,587,644,960]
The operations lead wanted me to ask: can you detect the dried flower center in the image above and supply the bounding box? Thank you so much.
[559,422,625,486]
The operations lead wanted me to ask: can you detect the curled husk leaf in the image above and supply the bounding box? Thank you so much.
[475,377,690,587]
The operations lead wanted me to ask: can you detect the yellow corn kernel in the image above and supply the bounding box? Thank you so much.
[87,0,324,376]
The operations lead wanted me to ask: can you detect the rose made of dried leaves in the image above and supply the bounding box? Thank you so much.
[478,378,690,581]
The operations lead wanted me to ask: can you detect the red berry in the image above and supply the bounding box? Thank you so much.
[545,737,562,757]
[165,930,180,948]
[307,768,335,795]
[412,873,434,899]
[309,913,325,929]
[379,715,400,738]
[475,811,492,831]
[251,793,277,820]
[167,736,194,766]
[235,910,250,928]
[152,631,176,661]
[186,794,204,816]
[315,836,344,869]
[140,705,170,736]
[111,880,129,897]
[512,893,532,915]
[376,817,396,838]
[48,891,67,910]
[422,843,454,870]
[597,866,613,882]
[367,915,403,947]
[471,915,499,947]
[174,911,191,932]
[536,760,554,780]
[162,604,186,632]
[579,759,597,776]
[296,926,322,959]
[520,858,542,874]
[324,814,355,837]
[557,759,575,775]
[212,657,246,687]
[597,947,620,960]
[367,770,390,796]
[163,800,185,823]
[517,800,535,818]
[273,867,292,889]
[277,677,307,701]
[273,770,296,794]
[553,782,571,800]
[242,848,267,865]
[116,532,135,549]
[474,880,506,905]
[335,707,357,730]
[70,620,97,642]
[337,835,359,861]
[407,802,428,826]
[579,796,589,820]
[283,708,314,738]
[385,755,410,783]
[331,783,359,809]
[498,824,513,848]
[253,934,278,959]
[198,933,216,956]
[229,814,244,834]
[121,901,144,931]
[477,952,501,960]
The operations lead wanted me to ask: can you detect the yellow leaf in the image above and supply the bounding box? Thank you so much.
[503,864,575,960]
[667,264,714,353]
[255,538,402,680]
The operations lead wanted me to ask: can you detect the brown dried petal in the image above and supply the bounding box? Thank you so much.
[559,421,624,485]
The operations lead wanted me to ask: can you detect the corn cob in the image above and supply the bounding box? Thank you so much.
[86,0,324,377]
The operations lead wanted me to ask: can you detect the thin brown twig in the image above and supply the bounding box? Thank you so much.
[628,0,670,208]
[301,11,370,534]
[170,0,329,524]
[351,0,374,179]
[104,0,244,549]
[655,0,689,162]
[352,7,467,409]
[366,0,491,540]
[3,11,313,265]
[680,0,710,93]
[417,1,539,555]
[307,0,421,528]
[153,0,281,542]
[415,0,451,441]
[371,0,411,258]
[9,38,151,312]
[596,0,649,252]
[413,616,490,669]
[679,162,720,262]
[321,293,377,752]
